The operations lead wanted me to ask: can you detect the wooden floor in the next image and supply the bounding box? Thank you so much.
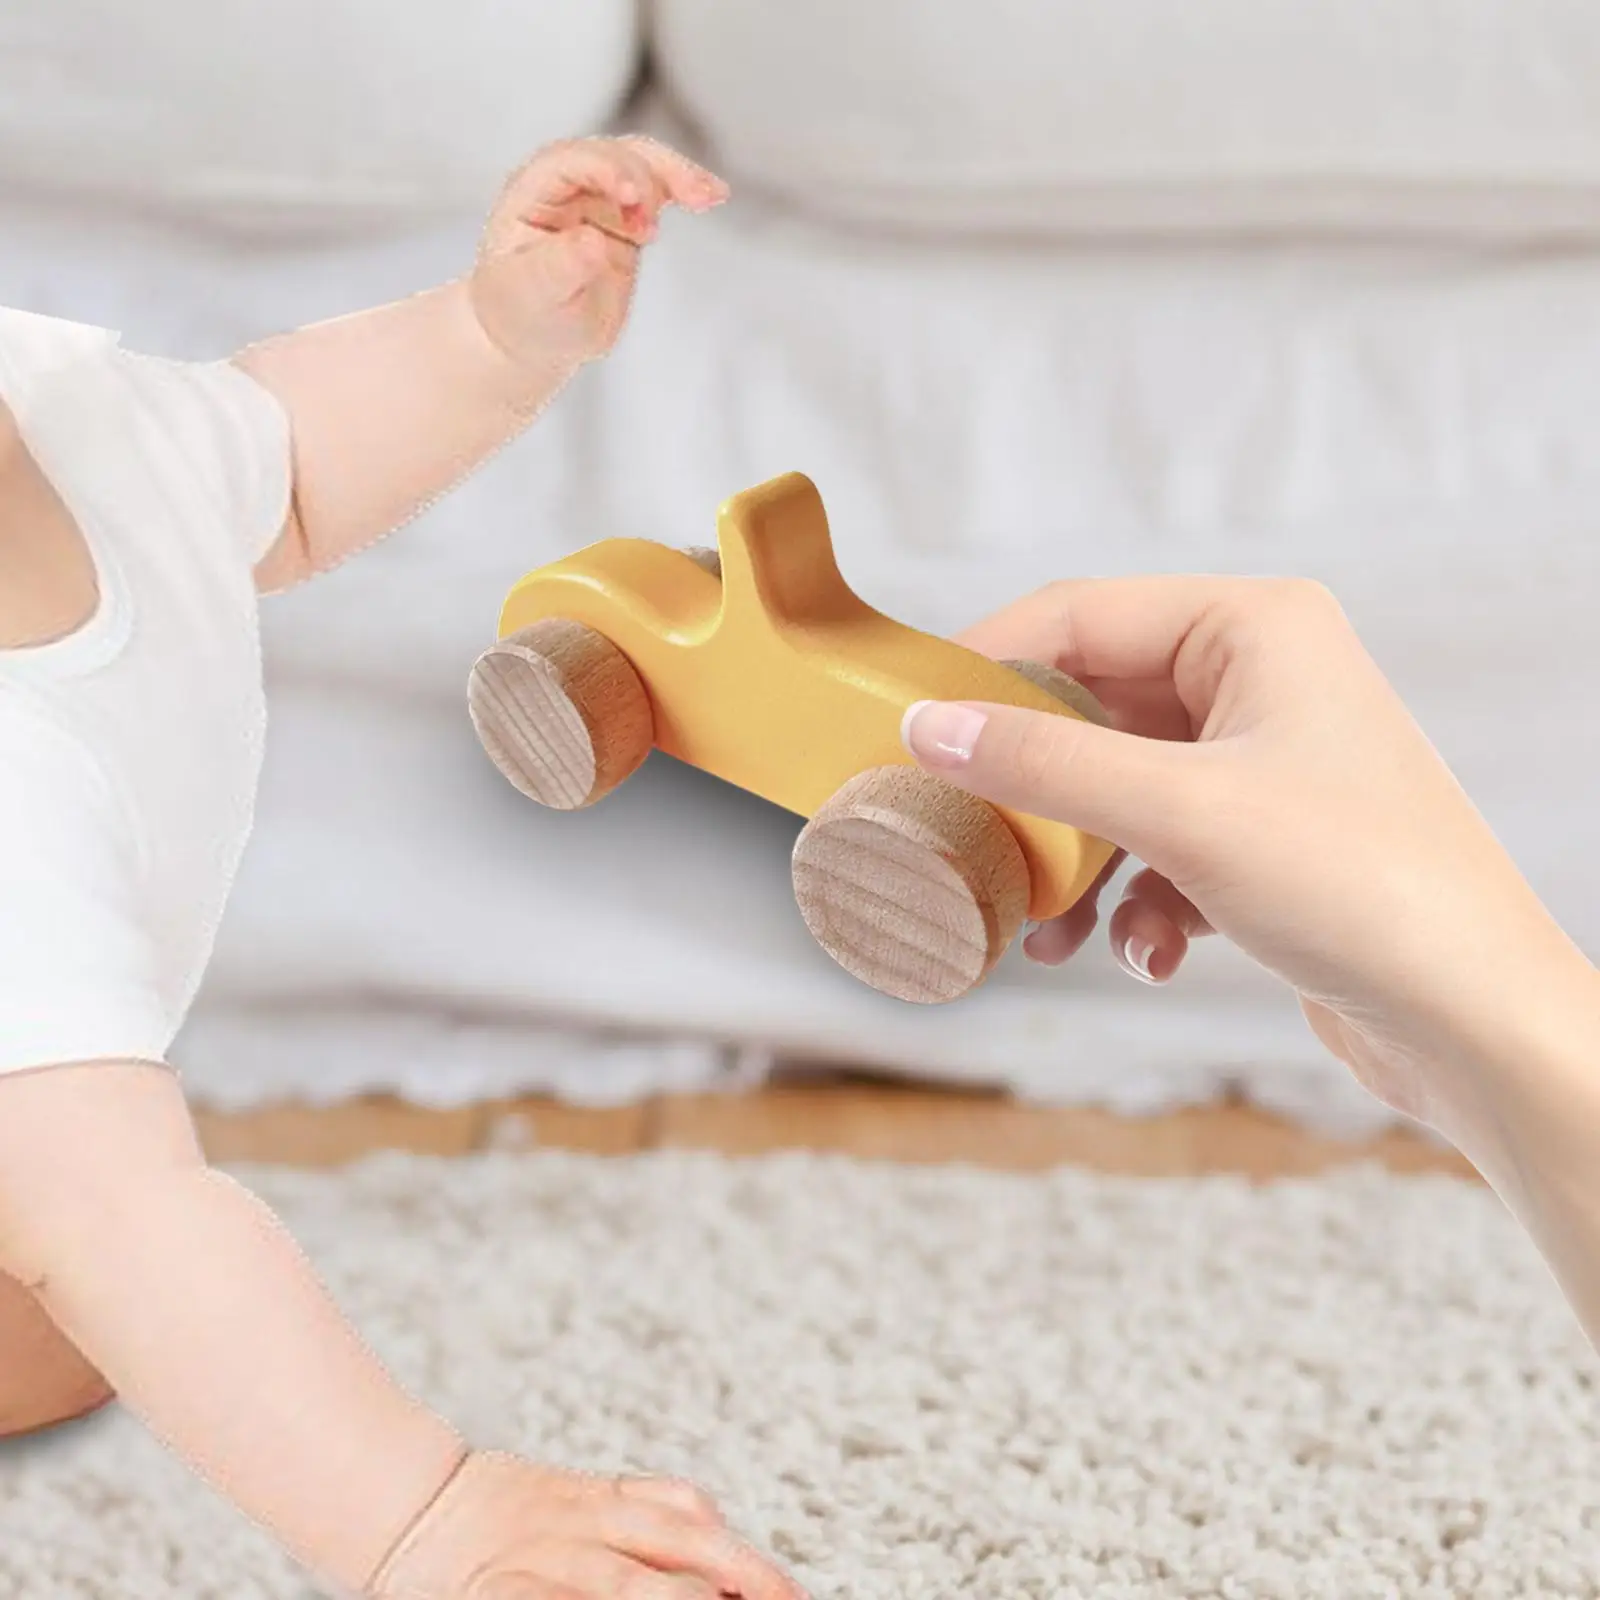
[192,1075,1480,1183]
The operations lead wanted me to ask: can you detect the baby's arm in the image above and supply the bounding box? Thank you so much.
[0,1061,465,1593]
[0,1063,801,1600]
[237,137,727,593]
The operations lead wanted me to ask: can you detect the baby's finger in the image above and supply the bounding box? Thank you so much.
[524,192,657,246]
[616,135,730,211]
[611,1475,726,1526]
[585,1500,803,1600]
[514,140,667,227]
[532,1541,720,1600]
[553,139,664,213]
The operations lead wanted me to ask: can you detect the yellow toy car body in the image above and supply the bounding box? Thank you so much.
[471,471,1115,1002]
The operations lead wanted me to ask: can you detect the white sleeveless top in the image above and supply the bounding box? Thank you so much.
[0,308,291,1073]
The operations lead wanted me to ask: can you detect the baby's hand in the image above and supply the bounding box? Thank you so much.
[368,1451,805,1600]
[470,136,728,372]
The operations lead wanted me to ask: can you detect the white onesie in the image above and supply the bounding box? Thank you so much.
[0,308,292,1075]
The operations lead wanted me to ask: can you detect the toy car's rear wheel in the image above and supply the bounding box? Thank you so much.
[1001,658,1111,726]
[792,766,1030,1004]
[681,545,722,578]
[468,619,653,809]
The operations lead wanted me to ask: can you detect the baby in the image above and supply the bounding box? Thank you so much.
[0,136,802,1600]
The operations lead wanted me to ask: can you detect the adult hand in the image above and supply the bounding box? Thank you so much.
[900,576,1594,1174]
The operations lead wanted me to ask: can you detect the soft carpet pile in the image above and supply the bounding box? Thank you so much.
[1,1150,1596,1597]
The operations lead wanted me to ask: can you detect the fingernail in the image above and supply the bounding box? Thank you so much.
[1118,935,1162,985]
[901,700,988,768]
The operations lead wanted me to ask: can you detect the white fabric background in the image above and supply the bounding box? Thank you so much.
[1,181,1593,1129]
[652,0,1600,238]
[0,0,640,234]
[10,1,1600,242]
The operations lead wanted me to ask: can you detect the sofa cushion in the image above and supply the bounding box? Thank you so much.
[0,0,641,235]
[651,0,1600,238]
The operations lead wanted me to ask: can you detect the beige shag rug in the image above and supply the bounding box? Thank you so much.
[2,1150,1597,1598]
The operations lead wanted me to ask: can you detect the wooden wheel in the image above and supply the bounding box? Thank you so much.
[791,765,1031,1004]
[467,619,653,809]
[1001,658,1111,726]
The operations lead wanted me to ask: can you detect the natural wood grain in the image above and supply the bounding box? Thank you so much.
[189,1082,1479,1182]
[1000,658,1111,728]
[193,1097,487,1168]
[790,661,1110,1007]
[467,618,653,810]
[649,1081,1482,1182]
[479,1099,653,1156]
[793,766,1031,1004]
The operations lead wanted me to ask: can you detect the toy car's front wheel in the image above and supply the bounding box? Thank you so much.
[789,659,1109,1004]
[468,619,653,809]
[791,766,1031,1004]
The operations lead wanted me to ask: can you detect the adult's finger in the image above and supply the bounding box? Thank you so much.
[1107,896,1186,984]
[902,697,1198,860]
[957,622,1198,744]
[1120,867,1213,938]
[1105,868,1215,984]
[1074,676,1198,743]
[1021,848,1126,966]
[954,576,1248,685]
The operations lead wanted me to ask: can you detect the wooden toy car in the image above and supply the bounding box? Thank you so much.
[467,471,1116,1004]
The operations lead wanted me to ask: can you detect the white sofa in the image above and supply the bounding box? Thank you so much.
[3,2,1597,1129]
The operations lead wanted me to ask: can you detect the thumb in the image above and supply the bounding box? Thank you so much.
[900,698,1189,859]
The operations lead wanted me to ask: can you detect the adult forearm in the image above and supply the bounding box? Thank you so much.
[235,278,578,583]
[8,1153,463,1592]
[1457,935,1600,1347]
